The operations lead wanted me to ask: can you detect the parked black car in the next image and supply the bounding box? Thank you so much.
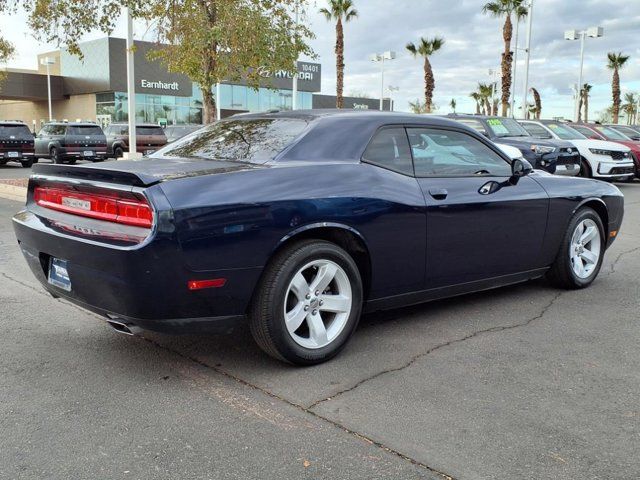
[35,122,107,164]
[164,124,202,143]
[448,115,581,175]
[105,123,167,157]
[0,121,36,168]
[13,110,624,365]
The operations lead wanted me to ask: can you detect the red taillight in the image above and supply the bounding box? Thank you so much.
[34,186,153,228]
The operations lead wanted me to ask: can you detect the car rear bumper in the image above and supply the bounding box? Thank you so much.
[12,208,260,334]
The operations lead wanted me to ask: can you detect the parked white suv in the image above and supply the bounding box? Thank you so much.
[519,120,635,181]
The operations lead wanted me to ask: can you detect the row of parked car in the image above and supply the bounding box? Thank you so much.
[447,115,639,182]
[0,121,201,167]
[2,115,640,183]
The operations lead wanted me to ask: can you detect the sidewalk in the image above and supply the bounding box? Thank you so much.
[0,179,27,203]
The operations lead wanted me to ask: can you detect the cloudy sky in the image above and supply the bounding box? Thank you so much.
[1,0,638,119]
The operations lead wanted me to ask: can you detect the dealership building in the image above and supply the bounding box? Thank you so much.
[0,37,391,129]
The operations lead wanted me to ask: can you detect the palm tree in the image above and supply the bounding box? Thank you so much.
[530,87,541,119]
[408,99,428,114]
[622,93,638,125]
[482,0,528,117]
[607,52,630,124]
[581,83,592,123]
[478,82,494,115]
[406,37,445,114]
[470,92,482,114]
[320,0,358,109]
[449,98,457,113]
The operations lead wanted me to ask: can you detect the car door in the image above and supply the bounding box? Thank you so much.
[35,125,50,156]
[407,126,549,289]
[359,126,427,298]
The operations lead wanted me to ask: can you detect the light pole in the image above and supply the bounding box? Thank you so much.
[124,6,141,159]
[387,86,399,111]
[40,57,55,121]
[291,3,299,110]
[488,68,499,115]
[370,51,396,111]
[521,0,534,120]
[565,26,604,122]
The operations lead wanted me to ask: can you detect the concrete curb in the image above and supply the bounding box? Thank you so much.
[0,183,27,203]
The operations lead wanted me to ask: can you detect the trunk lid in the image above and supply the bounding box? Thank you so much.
[30,156,264,187]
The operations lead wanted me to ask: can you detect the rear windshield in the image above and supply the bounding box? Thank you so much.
[137,126,165,136]
[67,126,104,136]
[0,124,32,137]
[154,118,309,163]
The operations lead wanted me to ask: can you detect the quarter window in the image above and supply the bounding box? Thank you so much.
[407,128,512,177]
[362,128,413,175]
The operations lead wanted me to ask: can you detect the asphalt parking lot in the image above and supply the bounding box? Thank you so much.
[1,179,639,479]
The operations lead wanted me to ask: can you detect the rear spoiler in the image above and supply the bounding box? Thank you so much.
[31,163,159,188]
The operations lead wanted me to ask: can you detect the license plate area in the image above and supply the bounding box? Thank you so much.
[7,151,20,158]
[48,257,71,291]
[83,150,95,157]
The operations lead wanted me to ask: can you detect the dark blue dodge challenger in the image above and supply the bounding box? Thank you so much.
[13,111,624,365]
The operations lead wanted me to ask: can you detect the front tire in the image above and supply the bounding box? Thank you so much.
[547,207,604,289]
[249,240,363,365]
[578,157,592,178]
[50,147,61,164]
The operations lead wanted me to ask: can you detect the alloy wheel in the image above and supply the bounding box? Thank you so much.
[570,219,601,279]
[283,259,352,349]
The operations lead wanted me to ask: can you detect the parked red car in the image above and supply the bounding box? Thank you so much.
[569,123,640,178]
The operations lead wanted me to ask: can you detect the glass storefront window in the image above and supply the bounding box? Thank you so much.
[96,82,310,125]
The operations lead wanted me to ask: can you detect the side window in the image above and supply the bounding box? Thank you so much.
[362,127,413,176]
[50,125,66,136]
[407,128,512,177]
[38,126,50,136]
[522,123,551,139]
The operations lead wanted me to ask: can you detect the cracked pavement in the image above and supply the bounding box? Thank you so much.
[1,174,639,479]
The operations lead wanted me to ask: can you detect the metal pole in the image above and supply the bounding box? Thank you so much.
[510,16,520,117]
[380,56,385,111]
[125,7,138,158]
[521,0,534,119]
[46,63,52,121]
[575,32,586,122]
[292,4,299,110]
[216,83,221,120]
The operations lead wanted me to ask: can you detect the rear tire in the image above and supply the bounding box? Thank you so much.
[114,146,124,159]
[547,207,604,289]
[249,240,363,365]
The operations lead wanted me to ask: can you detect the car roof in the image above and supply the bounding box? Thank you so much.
[230,109,469,130]
[0,120,29,125]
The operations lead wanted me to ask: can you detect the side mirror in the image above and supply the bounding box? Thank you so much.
[511,158,533,179]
